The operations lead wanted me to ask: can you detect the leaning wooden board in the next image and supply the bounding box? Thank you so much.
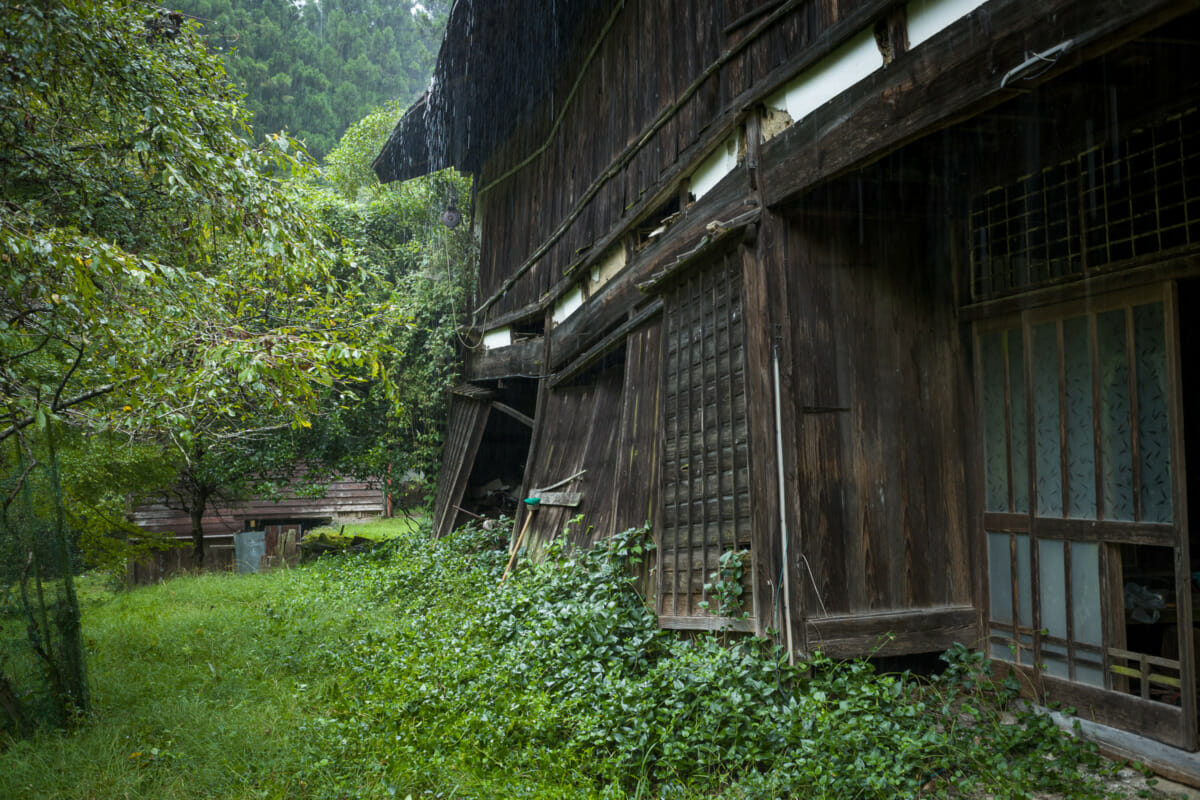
[529,491,582,507]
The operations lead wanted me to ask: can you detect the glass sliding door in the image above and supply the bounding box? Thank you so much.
[977,283,1195,748]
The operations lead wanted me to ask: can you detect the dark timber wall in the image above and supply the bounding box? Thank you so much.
[472,0,873,324]
[781,212,973,619]
[396,0,1200,762]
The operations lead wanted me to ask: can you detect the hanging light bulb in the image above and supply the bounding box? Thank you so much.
[440,195,462,229]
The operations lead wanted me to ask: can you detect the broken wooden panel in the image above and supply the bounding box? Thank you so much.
[611,317,665,538]
[658,247,753,624]
[518,364,626,555]
[431,396,491,540]
[806,606,978,659]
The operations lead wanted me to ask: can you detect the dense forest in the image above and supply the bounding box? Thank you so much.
[173,0,448,160]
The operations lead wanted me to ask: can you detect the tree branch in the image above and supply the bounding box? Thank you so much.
[0,382,118,443]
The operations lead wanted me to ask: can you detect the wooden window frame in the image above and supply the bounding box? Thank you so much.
[975,282,1196,749]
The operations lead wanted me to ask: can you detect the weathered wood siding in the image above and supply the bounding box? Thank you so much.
[609,319,665,535]
[519,365,626,553]
[432,395,491,539]
[474,0,873,323]
[131,478,385,539]
[780,212,973,619]
[126,539,236,584]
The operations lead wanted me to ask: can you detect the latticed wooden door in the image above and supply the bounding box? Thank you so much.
[658,250,754,629]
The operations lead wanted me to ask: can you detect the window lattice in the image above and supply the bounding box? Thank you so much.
[660,251,752,621]
[971,108,1200,301]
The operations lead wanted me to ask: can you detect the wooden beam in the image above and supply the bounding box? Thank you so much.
[805,606,979,659]
[1040,707,1200,787]
[959,248,1200,321]
[463,336,546,381]
[545,191,752,375]
[761,0,1200,209]
[658,614,757,633]
[636,210,760,293]
[528,491,582,507]
[549,299,664,386]
[1038,672,1190,748]
[491,401,534,428]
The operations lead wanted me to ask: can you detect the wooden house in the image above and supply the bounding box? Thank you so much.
[128,477,385,580]
[375,0,1200,762]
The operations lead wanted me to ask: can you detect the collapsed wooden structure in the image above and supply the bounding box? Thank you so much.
[376,0,1200,755]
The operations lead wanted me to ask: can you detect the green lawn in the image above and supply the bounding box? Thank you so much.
[305,515,427,541]
[0,520,1131,800]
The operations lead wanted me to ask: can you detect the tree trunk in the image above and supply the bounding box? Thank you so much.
[189,485,210,568]
[0,670,33,738]
[190,502,205,568]
[45,424,89,720]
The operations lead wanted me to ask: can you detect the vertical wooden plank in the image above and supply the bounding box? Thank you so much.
[671,282,686,615]
[1064,540,1077,682]
[721,253,737,560]
[432,398,492,540]
[576,365,626,547]
[788,220,855,616]
[800,414,848,616]
[972,322,991,648]
[1058,320,1071,519]
[741,231,783,641]
[1022,312,1043,675]
[612,317,665,537]
[1164,280,1197,746]
[1101,541,1123,691]
[682,273,697,612]
[1091,312,1107,518]
[1009,532,1021,659]
[1003,328,1016,514]
[698,268,712,610]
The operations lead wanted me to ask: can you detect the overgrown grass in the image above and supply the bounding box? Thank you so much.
[306,515,427,541]
[0,520,1127,799]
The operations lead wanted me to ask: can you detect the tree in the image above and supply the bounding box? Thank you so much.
[169,0,449,160]
[0,0,388,733]
[298,100,478,502]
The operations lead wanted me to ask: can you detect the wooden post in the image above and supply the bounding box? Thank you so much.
[501,498,541,583]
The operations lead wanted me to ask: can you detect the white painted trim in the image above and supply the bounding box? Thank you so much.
[907,0,987,49]
[590,244,627,290]
[552,284,585,325]
[690,133,740,200]
[765,28,882,125]
[482,326,512,350]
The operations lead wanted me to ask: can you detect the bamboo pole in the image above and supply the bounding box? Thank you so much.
[500,498,541,583]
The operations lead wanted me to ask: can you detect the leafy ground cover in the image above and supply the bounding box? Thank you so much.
[0,520,1173,799]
